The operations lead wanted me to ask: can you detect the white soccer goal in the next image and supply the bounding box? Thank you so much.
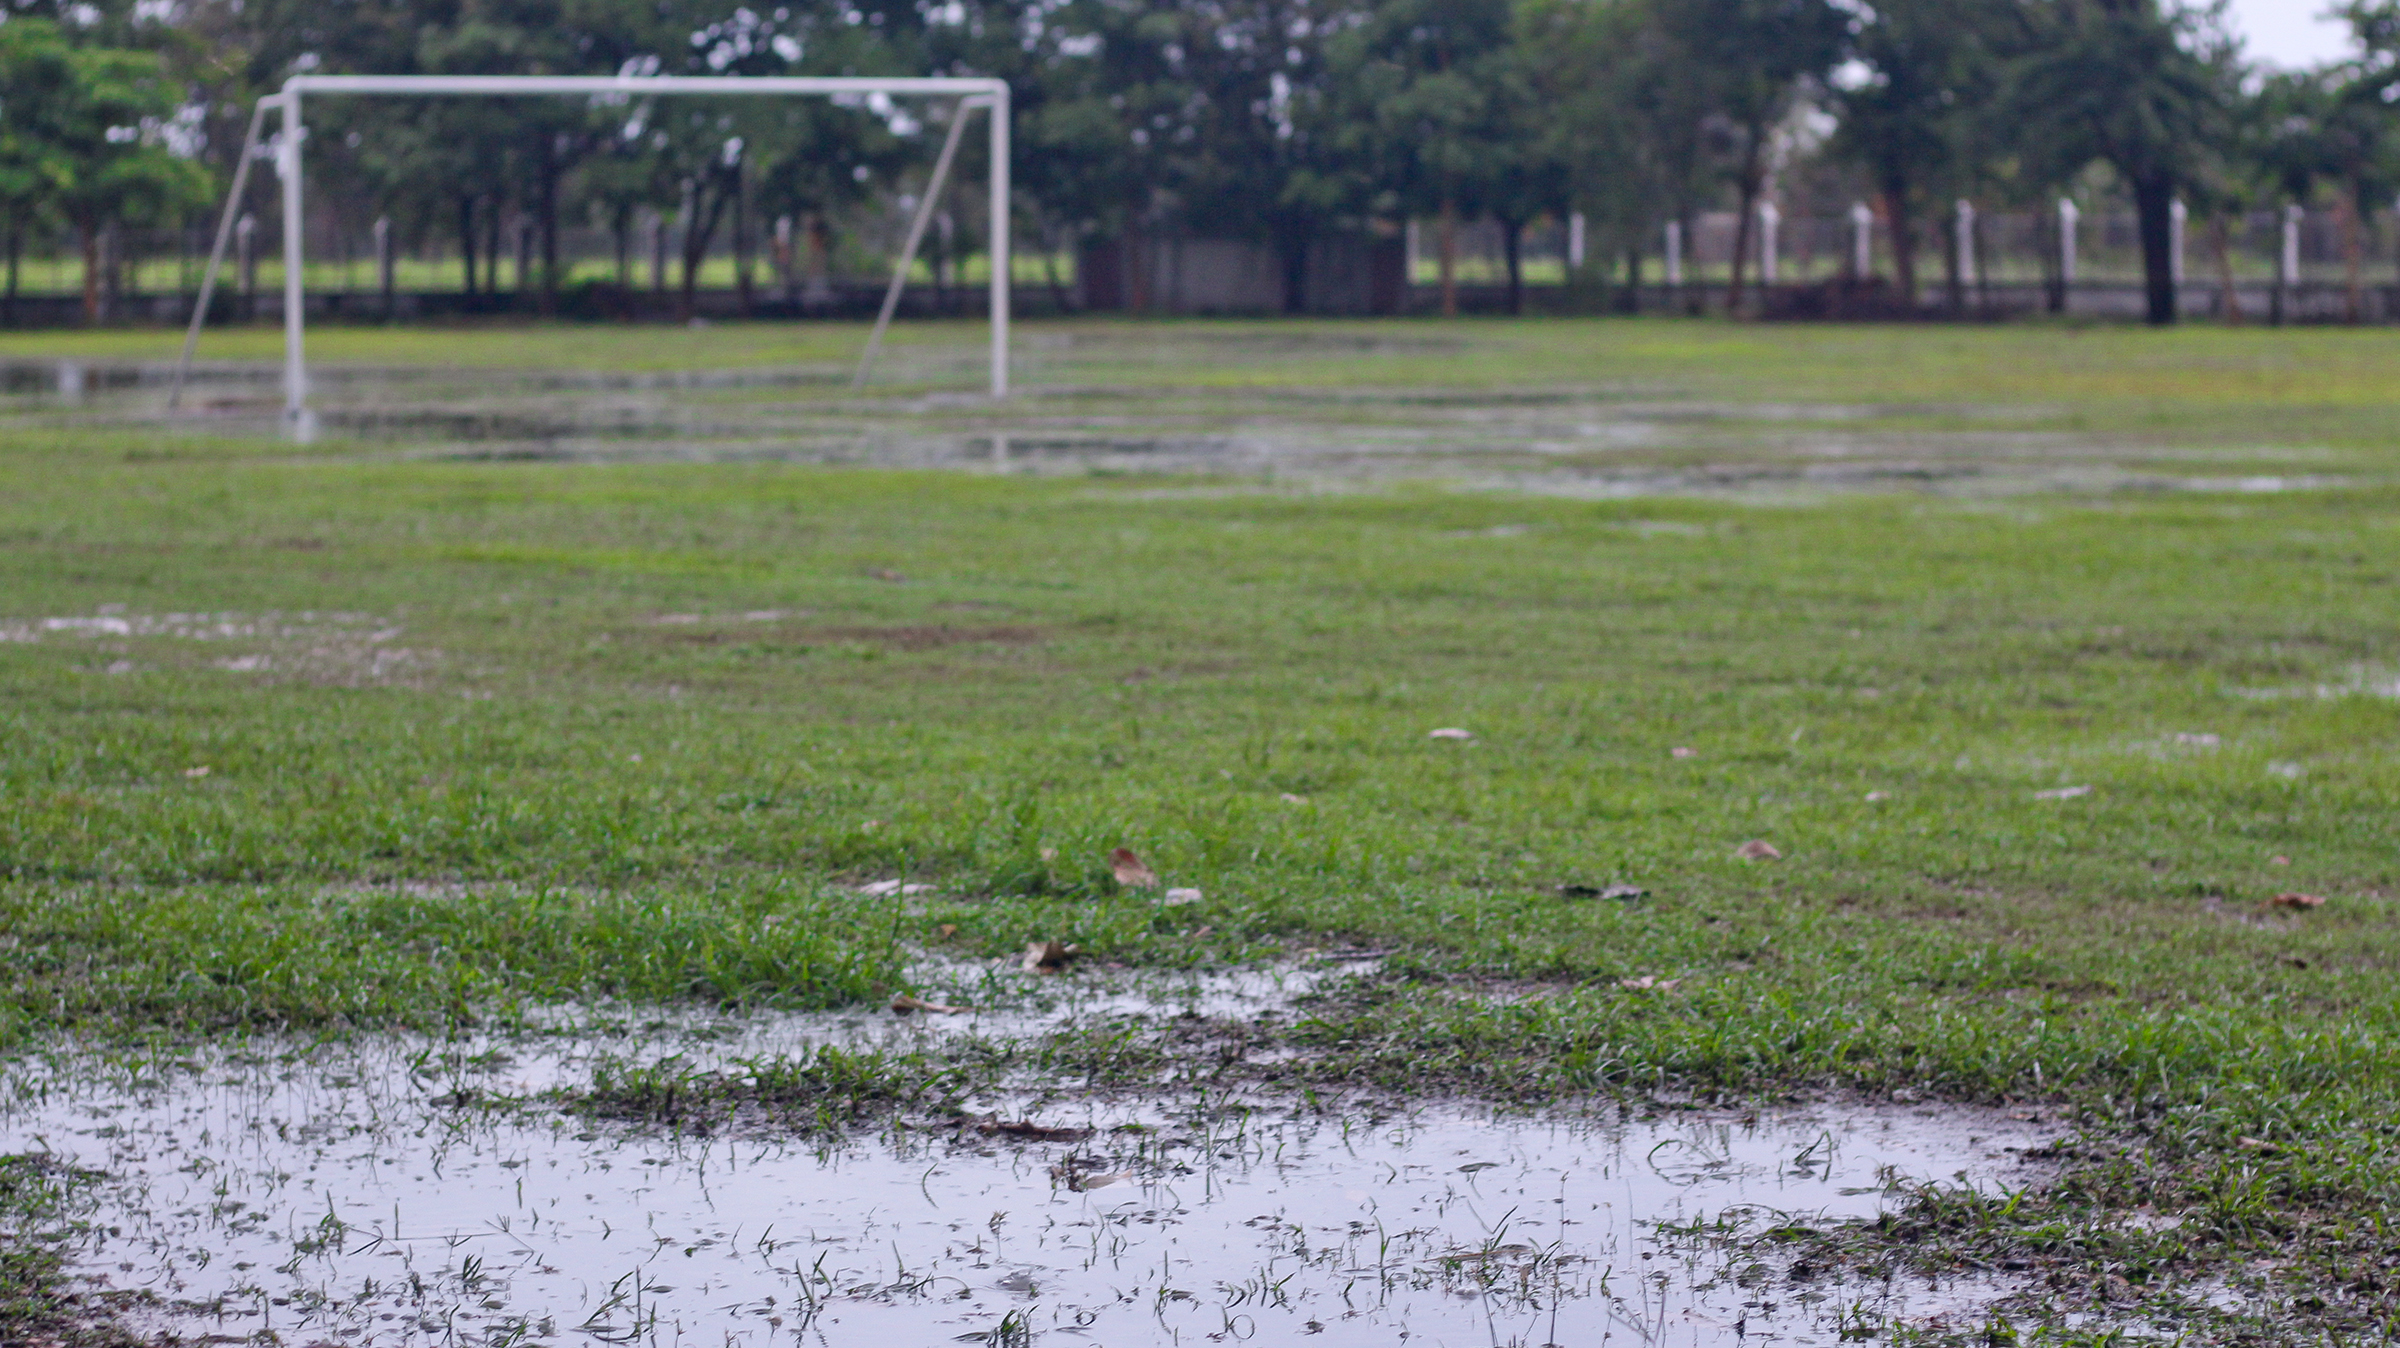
[173,73,1013,437]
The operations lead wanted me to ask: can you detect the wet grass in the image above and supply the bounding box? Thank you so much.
[6,318,2400,1341]
[0,1155,129,1347]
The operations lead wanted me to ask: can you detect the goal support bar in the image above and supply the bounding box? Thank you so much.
[183,73,1012,436]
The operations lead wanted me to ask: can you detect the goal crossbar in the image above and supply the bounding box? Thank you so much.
[176,73,1012,436]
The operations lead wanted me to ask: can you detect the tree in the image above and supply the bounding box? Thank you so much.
[1657,0,1846,312]
[1331,0,1517,314]
[0,20,77,322]
[2,24,211,322]
[1833,0,2008,303]
[2000,0,2238,325]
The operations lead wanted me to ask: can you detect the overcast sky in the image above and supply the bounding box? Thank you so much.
[2226,0,2355,69]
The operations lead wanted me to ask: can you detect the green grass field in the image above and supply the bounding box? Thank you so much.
[4,317,2400,1343]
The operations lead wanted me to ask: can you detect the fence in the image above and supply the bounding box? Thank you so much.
[7,199,2397,324]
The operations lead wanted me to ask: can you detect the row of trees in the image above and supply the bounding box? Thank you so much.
[4,0,2398,323]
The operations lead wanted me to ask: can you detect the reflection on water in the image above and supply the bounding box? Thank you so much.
[0,348,2340,501]
[6,968,2053,1347]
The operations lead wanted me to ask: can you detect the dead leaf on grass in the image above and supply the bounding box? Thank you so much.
[2236,1136,2280,1153]
[2270,855,2292,866]
[2032,785,2093,800]
[1279,792,1310,805]
[1109,847,1159,888]
[1618,975,1683,992]
[1020,939,1081,972]
[1427,727,1475,741]
[867,567,907,583]
[1670,747,1698,759]
[1163,887,1203,906]
[935,923,958,937]
[2267,892,2326,910]
[891,995,971,1015]
[1734,840,1782,860]
[183,766,212,778]
[859,879,933,898]
[1865,790,1890,802]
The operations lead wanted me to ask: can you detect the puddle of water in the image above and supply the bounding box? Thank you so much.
[6,966,2054,1347]
[1,355,2351,502]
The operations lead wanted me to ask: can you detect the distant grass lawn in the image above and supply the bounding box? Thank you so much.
[4,317,2400,1339]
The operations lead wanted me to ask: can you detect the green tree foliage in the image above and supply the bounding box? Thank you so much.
[0,18,209,321]
[1998,0,2240,324]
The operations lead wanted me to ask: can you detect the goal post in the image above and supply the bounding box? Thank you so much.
[177,73,1012,436]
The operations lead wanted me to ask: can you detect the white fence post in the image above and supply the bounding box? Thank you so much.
[2058,199,2078,286]
[1848,201,1872,279]
[1954,199,1977,288]
[373,215,393,314]
[1567,211,1585,270]
[2169,198,2186,286]
[1758,201,1779,284]
[1664,220,1683,287]
[237,212,257,305]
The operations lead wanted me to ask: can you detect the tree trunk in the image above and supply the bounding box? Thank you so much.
[1727,124,1769,315]
[538,147,561,318]
[459,196,479,297]
[734,163,753,318]
[1438,198,1458,317]
[1278,229,1308,315]
[2132,174,2177,326]
[81,225,100,324]
[2339,188,2362,324]
[1043,227,1074,315]
[2211,213,2240,325]
[1882,187,1918,305]
[1499,216,1524,316]
[1941,207,1963,314]
[680,175,732,322]
[1619,246,1642,315]
[484,202,504,301]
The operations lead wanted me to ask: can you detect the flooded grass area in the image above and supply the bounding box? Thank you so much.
[8,964,2064,1347]
[5,318,2400,1342]
[4,319,2393,498]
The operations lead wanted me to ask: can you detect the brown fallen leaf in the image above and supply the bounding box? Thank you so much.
[1020,939,1081,972]
[1618,975,1683,992]
[891,994,971,1015]
[2267,891,2326,910]
[935,923,958,937]
[1187,924,1213,939]
[1109,846,1159,888]
[1039,846,1058,862]
[868,567,906,582]
[980,1119,1091,1142]
[2236,1135,2279,1152]
[1734,840,1782,860]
